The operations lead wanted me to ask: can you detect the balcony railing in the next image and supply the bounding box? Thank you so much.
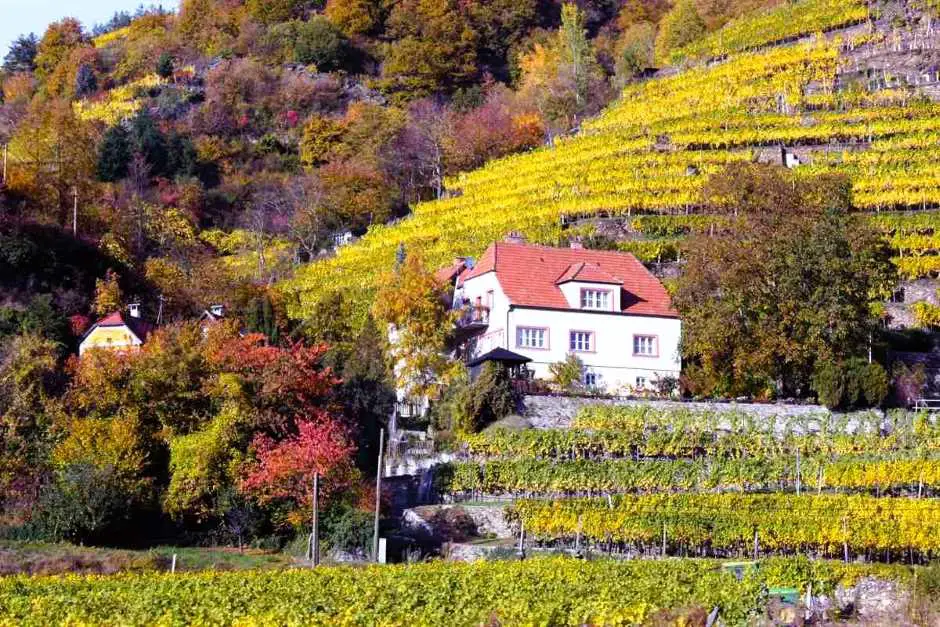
[456,305,490,328]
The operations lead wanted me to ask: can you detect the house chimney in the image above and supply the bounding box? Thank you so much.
[210,304,225,317]
[569,240,584,250]
[128,303,141,319]
[504,231,526,244]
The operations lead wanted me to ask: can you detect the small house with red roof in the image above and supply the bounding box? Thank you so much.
[450,238,681,393]
[78,304,153,356]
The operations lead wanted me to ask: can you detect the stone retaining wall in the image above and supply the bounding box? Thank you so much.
[522,395,833,429]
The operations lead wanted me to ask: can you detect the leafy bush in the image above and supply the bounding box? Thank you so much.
[812,359,888,409]
[155,52,173,79]
[549,353,585,392]
[270,18,349,71]
[438,363,516,433]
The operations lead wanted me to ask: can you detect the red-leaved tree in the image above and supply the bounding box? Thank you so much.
[239,415,357,526]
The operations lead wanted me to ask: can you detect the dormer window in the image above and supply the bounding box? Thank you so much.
[580,289,610,310]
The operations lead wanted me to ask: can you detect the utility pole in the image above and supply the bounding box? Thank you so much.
[72,187,78,236]
[156,294,165,326]
[309,472,320,566]
[373,428,384,562]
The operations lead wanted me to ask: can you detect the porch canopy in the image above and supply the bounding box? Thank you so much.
[467,347,532,369]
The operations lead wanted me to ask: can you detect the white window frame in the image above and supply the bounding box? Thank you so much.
[569,330,594,352]
[580,288,611,310]
[633,334,657,357]
[516,327,548,349]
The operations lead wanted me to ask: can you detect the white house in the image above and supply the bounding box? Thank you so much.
[449,239,681,394]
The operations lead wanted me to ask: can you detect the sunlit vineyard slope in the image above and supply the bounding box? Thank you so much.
[285,33,940,320]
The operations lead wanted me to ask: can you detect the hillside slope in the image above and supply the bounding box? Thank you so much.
[284,2,940,320]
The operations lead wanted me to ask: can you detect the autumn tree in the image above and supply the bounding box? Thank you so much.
[300,115,344,167]
[674,164,895,399]
[34,18,87,81]
[0,333,60,512]
[615,21,656,83]
[443,85,544,173]
[239,417,358,528]
[466,0,539,79]
[3,34,38,74]
[373,252,459,400]
[379,0,479,101]
[5,99,98,226]
[325,0,382,37]
[92,270,123,316]
[517,3,607,136]
[654,0,706,64]
[246,0,309,24]
[319,159,396,231]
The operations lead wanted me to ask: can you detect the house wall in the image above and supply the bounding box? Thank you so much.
[506,306,681,393]
[459,274,681,394]
[78,326,143,356]
[455,272,510,355]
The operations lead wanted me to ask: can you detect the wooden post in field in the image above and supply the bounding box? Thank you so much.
[662,523,667,558]
[312,472,320,566]
[72,187,78,236]
[307,473,320,566]
[795,449,801,496]
[753,529,759,561]
[842,518,849,563]
[373,428,384,562]
[518,519,526,560]
[171,553,177,573]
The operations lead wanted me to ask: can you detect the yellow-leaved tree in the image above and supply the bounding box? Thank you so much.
[372,251,460,400]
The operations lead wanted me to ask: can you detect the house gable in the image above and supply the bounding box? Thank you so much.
[459,242,677,318]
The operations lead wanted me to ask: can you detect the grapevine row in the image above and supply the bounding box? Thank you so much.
[510,494,940,555]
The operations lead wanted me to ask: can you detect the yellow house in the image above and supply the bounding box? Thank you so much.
[78,305,153,356]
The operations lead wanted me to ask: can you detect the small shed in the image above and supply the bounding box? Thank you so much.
[467,347,532,380]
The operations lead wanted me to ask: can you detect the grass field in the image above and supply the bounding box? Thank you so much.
[0,541,292,576]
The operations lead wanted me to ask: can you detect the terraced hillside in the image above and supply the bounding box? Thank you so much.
[285,0,940,320]
[441,404,940,561]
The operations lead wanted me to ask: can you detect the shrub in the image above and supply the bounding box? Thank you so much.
[860,361,889,407]
[550,353,585,393]
[270,18,349,71]
[75,63,97,97]
[813,359,889,409]
[155,52,174,79]
[811,360,843,409]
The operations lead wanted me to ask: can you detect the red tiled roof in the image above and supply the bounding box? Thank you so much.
[85,311,154,342]
[555,261,622,285]
[434,259,468,285]
[459,242,678,318]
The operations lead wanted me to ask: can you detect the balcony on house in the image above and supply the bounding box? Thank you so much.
[456,303,490,329]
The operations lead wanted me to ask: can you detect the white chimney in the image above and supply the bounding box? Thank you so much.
[210,304,225,317]
[504,231,526,244]
[570,240,584,250]
[128,303,141,318]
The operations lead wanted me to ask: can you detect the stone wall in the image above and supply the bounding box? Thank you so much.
[522,395,832,429]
